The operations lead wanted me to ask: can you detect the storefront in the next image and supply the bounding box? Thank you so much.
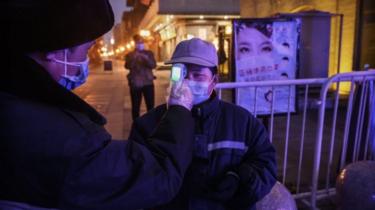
[151,17,234,80]
[137,0,240,80]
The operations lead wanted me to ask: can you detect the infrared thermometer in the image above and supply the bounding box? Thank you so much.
[170,63,187,82]
[169,63,187,97]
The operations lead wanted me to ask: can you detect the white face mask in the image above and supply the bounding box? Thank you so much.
[52,49,89,90]
[187,79,214,105]
[135,43,145,51]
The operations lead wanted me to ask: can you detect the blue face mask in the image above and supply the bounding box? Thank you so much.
[52,49,89,90]
[135,43,145,51]
[187,79,214,105]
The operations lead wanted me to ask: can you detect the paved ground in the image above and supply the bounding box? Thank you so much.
[74,59,171,140]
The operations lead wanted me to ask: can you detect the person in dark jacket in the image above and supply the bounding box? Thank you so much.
[125,34,157,120]
[1,1,195,210]
[129,38,277,210]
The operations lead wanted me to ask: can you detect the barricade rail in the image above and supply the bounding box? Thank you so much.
[215,70,375,209]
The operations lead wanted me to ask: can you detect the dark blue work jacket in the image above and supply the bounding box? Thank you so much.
[129,94,277,210]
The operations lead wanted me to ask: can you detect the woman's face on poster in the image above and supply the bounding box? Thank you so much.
[236,27,273,60]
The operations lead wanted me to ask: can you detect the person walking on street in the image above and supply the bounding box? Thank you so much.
[1,1,195,210]
[125,35,157,120]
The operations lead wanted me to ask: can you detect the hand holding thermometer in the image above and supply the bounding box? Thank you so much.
[170,63,187,96]
[167,63,192,110]
[170,63,187,83]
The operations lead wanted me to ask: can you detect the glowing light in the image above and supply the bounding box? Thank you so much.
[140,30,151,37]
[166,15,174,22]
[199,15,204,20]
[187,34,195,40]
[110,38,115,45]
[213,38,219,50]
[224,16,228,20]
[338,169,347,184]
[154,23,165,32]
[225,26,232,35]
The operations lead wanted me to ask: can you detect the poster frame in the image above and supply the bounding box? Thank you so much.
[231,17,301,117]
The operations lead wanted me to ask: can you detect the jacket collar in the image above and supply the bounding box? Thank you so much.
[1,54,106,125]
[191,91,220,119]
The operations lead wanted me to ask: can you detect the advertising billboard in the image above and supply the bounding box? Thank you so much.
[233,18,300,115]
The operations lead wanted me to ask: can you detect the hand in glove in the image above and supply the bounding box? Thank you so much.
[167,79,193,110]
[200,171,240,203]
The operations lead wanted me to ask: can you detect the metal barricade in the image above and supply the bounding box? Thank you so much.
[310,70,375,209]
[215,70,375,209]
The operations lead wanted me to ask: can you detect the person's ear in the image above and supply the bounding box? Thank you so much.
[209,74,218,87]
[208,74,218,96]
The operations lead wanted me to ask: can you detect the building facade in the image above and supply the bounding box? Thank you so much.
[124,0,374,83]
[136,0,240,79]
[241,0,375,76]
